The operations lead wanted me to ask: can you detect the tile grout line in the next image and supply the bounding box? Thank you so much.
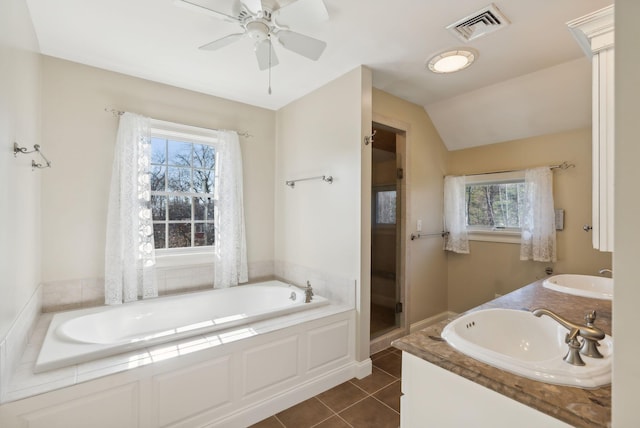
[334,412,355,428]
[329,378,398,419]
[308,410,355,428]
[308,396,341,427]
[273,414,287,427]
[371,364,400,380]
[266,349,401,427]
[369,385,401,416]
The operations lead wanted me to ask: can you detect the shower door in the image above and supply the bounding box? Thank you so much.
[370,125,402,339]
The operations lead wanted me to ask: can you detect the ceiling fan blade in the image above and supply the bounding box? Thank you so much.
[276,30,326,60]
[242,0,263,14]
[255,39,279,70]
[174,0,241,22]
[199,33,245,50]
[230,0,243,17]
[275,0,329,27]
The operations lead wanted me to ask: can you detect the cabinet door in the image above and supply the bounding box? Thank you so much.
[400,352,571,428]
[567,5,614,252]
[592,47,614,252]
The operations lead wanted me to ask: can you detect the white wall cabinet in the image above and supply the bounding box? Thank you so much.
[400,352,571,428]
[568,5,614,252]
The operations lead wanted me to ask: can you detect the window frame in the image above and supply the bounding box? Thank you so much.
[464,171,525,244]
[149,119,221,267]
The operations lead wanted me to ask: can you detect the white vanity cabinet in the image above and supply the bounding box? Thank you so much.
[568,5,614,252]
[400,352,571,428]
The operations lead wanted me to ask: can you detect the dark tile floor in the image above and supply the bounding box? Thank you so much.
[250,348,402,428]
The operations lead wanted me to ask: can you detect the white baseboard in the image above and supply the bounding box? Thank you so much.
[203,360,364,428]
[410,311,457,333]
[354,357,372,379]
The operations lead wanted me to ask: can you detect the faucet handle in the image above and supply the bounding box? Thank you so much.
[581,310,605,359]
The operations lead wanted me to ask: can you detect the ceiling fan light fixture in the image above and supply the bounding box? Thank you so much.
[246,20,270,41]
[427,49,477,73]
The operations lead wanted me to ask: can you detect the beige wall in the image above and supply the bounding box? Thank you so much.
[613,1,640,425]
[0,0,42,339]
[40,57,276,283]
[447,128,612,313]
[372,89,449,325]
[275,66,371,360]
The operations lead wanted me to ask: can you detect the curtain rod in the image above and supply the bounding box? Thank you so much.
[104,108,253,138]
[449,161,576,177]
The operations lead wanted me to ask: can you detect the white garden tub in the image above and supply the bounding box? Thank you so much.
[35,280,328,372]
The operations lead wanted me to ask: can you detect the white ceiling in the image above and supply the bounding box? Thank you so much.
[24,0,612,149]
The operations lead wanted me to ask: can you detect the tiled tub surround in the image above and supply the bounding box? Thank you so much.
[40,260,276,313]
[1,303,363,428]
[393,280,612,428]
[40,260,356,313]
[274,260,357,308]
[0,286,42,404]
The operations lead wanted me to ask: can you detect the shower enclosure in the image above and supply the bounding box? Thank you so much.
[370,123,404,340]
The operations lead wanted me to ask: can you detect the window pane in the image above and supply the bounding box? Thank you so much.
[168,223,191,248]
[150,166,166,191]
[193,169,214,194]
[167,167,192,192]
[194,197,215,221]
[376,190,396,224]
[168,196,191,220]
[151,138,166,165]
[466,182,524,228]
[193,144,215,169]
[151,195,166,220]
[194,223,215,246]
[168,140,192,166]
[153,223,166,249]
[150,136,218,251]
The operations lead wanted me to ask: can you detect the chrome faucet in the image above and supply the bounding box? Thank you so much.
[304,281,314,303]
[531,308,605,366]
[599,268,612,276]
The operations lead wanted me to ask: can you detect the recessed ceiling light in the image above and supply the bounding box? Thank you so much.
[427,49,478,74]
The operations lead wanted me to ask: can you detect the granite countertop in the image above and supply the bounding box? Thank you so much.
[392,279,612,428]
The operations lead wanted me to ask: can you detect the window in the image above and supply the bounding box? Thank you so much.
[150,131,218,251]
[464,171,525,242]
[374,187,397,225]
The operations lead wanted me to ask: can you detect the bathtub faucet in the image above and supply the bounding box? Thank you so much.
[304,281,314,303]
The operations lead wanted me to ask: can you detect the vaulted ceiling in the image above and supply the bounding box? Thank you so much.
[25,0,612,149]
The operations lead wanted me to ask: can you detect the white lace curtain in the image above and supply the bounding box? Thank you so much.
[105,116,247,302]
[214,130,248,288]
[520,167,556,262]
[104,113,157,304]
[443,175,469,254]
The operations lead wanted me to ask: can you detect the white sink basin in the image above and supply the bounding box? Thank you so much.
[543,274,613,300]
[441,308,612,388]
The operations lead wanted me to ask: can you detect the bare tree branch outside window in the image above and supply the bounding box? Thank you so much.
[466,182,524,229]
[150,137,217,249]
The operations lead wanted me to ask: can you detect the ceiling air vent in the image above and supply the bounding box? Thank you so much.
[447,3,510,42]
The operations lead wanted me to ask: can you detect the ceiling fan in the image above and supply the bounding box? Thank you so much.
[175,0,329,71]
